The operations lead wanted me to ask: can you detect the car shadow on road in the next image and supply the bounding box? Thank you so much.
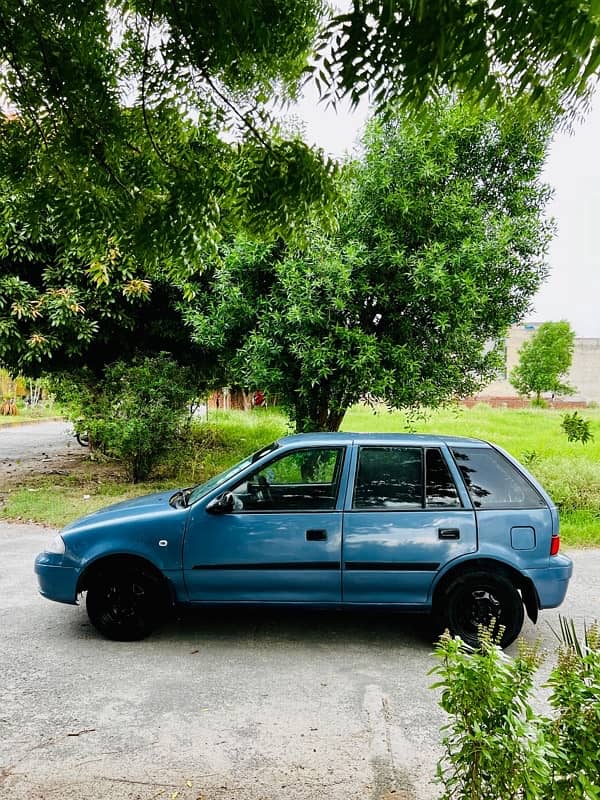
[151,605,439,650]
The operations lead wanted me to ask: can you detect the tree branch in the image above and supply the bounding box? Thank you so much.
[141,0,176,169]
[13,2,134,198]
[167,0,274,153]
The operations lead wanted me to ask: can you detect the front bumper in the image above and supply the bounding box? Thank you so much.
[525,554,574,610]
[34,553,80,605]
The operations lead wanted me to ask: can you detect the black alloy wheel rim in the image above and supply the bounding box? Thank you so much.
[100,580,148,628]
[455,587,503,637]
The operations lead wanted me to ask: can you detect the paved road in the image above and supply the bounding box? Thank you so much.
[1,523,598,800]
[0,421,83,483]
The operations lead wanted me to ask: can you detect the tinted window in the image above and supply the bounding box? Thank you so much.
[353,447,423,509]
[426,448,461,508]
[451,447,546,509]
[231,447,344,511]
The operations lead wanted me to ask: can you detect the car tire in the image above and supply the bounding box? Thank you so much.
[86,566,167,641]
[441,570,524,649]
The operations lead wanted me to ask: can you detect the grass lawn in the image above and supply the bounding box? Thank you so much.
[1,404,599,547]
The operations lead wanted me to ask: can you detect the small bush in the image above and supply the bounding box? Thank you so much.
[97,356,201,482]
[561,411,594,445]
[432,629,550,800]
[531,396,549,408]
[432,622,600,800]
[55,356,200,482]
[545,622,600,799]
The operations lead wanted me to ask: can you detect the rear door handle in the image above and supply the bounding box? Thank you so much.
[306,529,327,541]
[438,528,460,540]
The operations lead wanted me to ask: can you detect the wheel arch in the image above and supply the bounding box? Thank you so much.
[432,557,539,623]
[77,553,174,605]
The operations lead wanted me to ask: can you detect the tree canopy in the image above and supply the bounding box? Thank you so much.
[0,0,597,292]
[185,100,553,431]
[0,0,337,297]
[321,1,600,111]
[510,321,576,402]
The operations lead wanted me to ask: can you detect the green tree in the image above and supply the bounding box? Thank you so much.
[510,321,576,403]
[322,2,600,112]
[1,0,595,383]
[186,100,553,432]
[0,0,597,294]
[0,232,221,383]
[0,0,337,299]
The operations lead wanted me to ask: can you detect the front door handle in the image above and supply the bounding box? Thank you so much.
[438,528,460,540]
[306,529,327,541]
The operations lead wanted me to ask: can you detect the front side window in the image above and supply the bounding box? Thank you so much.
[353,447,423,509]
[451,447,546,509]
[230,447,344,512]
[187,442,279,504]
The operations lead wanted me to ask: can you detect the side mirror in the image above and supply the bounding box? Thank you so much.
[206,492,235,514]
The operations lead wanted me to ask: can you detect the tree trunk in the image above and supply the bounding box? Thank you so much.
[294,391,347,433]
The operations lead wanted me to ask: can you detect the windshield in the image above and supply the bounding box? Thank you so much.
[186,442,279,504]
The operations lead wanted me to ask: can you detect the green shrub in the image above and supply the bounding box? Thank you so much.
[561,411,594,445]
[56,356,199,482]
[432,630,550,800]
[545,622,600,799]
[432,623,600,800]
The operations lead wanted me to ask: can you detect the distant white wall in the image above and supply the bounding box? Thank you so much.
[477,323,600,403]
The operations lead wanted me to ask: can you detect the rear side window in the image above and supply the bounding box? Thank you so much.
[354,447,422,509]
[451,447,546,509]
[353,447,463,510]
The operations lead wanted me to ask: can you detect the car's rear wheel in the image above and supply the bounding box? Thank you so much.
[442,571,524,649]
[86,566,166,641]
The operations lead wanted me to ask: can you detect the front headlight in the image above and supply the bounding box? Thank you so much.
[46,534,66,555]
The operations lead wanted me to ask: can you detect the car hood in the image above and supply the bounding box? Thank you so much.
[62,489,182,534]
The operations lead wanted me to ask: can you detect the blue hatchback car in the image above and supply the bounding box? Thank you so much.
[35,433,573,646]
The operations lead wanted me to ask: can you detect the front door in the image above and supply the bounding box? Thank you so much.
[342,445,477,605]
[183,446,347,603]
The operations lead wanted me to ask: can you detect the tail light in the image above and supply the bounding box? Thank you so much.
[550,535,560,556]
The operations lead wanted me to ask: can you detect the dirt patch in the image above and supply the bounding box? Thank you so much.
[0,421,126,492]
[1,453,88,487]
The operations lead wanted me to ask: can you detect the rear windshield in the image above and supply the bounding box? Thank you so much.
[450,447,546,510]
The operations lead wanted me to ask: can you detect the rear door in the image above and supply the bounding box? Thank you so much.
[342,445,477,605]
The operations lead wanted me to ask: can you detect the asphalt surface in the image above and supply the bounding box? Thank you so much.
[1,522,598,800]
[0,421,83,483]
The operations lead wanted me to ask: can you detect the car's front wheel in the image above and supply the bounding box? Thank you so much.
[86,566,167,641]
[442,571,524,649]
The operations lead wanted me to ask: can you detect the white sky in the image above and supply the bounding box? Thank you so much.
[294,87,600,339]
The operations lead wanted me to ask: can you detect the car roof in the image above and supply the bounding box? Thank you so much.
[276,432,489,448]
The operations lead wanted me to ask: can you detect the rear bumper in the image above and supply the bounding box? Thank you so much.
[525,554,573,610]
[34,554,79,605]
